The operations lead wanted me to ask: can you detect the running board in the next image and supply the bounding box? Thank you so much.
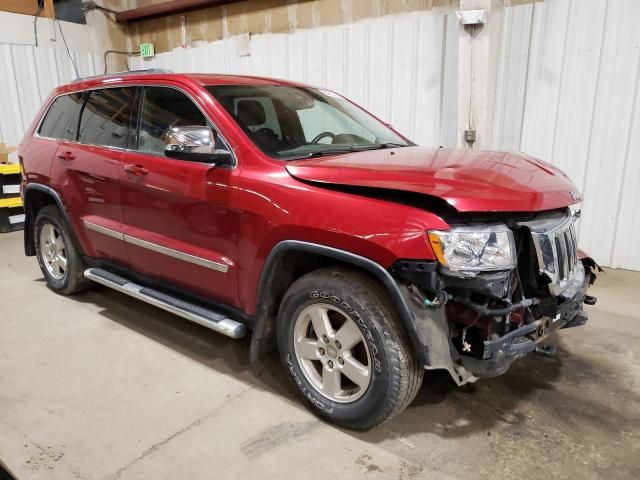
[84,268,246,339]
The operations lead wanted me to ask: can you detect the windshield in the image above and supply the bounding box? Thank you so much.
[206,85,411,160]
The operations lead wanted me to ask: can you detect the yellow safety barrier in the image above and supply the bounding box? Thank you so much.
[0,197,22,209]
[0,163,20,175]
[0,151,24,232]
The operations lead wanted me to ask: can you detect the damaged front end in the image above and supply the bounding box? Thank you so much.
[391,209,600,385]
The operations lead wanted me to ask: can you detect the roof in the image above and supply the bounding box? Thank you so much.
[56,70,305,95]
[187,73,300,86]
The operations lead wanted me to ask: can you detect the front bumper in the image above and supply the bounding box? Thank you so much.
[459,261,593,378]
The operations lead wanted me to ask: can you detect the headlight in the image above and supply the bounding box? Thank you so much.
[427,224,516,272]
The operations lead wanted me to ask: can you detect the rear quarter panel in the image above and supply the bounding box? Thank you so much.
[18,91,59,187]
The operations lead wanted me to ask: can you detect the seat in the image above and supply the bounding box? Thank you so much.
[235,99,281,152]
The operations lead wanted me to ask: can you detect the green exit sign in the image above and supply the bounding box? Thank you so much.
[140,43,155,58]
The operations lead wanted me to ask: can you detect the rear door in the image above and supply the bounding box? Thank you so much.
[33,92,84,185]
[120,85,241,307]
[48,87,136,265]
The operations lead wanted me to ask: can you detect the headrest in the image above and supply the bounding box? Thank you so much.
[236,99,266,126]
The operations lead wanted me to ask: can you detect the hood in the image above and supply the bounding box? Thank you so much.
[285,146,581,213]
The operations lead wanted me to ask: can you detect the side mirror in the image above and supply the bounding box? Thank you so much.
[164,126,233,165]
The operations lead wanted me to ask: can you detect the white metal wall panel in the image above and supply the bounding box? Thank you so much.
[494,0,640,270]
[440,13,459,148]
[12,45,45,135]
[0,44,25,147]
[131,12,457,147]
[0,43,101,150]
[613,73,640,271]
[491,3,534,151]
[585,0,640,271]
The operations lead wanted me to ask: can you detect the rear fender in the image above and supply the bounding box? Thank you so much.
[22,183,82,256]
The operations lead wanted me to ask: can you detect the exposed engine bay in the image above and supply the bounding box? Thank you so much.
[392,208,600,385]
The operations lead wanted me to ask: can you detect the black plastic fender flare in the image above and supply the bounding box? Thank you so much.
[250,240,429,366]
[22,183,80,257]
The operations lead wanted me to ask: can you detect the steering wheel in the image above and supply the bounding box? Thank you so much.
[311,132,335,144]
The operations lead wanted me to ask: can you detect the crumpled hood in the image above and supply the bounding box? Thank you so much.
[286,146,581,212]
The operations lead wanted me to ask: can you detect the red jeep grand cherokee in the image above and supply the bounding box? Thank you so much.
[19,71,598,429]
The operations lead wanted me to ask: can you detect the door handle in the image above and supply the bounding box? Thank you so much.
[123,164,149,176]
[56,151,76,161]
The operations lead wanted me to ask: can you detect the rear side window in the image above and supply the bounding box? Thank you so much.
[137,87,208,155]
[38,93,84,140]
[78,88,135,149]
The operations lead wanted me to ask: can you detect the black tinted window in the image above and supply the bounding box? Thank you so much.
[38,93,84,140]
[138,87,208,155]
[78,88,135,148]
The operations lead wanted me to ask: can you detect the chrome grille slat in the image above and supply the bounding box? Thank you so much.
[562,231,570,280]
[564,229,575,276]
[569,227,578,269]
[557,234,567,281]
[526,214,578,295]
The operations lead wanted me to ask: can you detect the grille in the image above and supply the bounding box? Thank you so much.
[528,215,579,295]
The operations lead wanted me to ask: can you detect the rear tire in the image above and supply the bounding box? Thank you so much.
[34,205,90,295]
[277,267,423,430]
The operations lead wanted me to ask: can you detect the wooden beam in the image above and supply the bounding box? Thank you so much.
[115,0,240,24]
[43,0,54,19]
[0,0,54,18]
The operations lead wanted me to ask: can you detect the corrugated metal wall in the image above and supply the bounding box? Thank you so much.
[0,44,101,150]
[493,0,640,270]
[130,11,460,147]
[3,2,638,270]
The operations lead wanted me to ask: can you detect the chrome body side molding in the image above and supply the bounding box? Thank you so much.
[84,221,124,240]
[83,220,229,273]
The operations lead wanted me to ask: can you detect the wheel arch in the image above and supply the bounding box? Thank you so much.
[23,183,80,257]
[249,240,428,366]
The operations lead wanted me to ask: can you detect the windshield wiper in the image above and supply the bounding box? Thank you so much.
[304,146,366,158]
[285,143,407,160]
[305,143,406,157]
[374,142,407,149]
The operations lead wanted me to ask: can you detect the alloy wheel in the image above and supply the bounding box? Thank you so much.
[39,223,67,280]
[293,303,372,403]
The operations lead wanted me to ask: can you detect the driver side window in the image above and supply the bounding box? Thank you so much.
[138,86,215,156]
[297,101,375,143]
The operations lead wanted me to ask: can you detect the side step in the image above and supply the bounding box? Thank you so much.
[84,268,246,339]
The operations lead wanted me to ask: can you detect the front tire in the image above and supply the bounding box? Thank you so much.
[277,267,423,430]
[34,205,90,295]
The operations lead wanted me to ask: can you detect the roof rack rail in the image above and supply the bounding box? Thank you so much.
[72,69,174,83]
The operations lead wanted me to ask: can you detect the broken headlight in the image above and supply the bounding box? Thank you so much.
[427,224,516,272]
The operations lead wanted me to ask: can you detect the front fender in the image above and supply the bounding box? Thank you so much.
[249,240,430,366]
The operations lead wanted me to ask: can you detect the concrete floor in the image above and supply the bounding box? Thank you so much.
[1,230,639,480]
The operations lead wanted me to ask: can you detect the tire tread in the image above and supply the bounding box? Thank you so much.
[34,205,90,295]
[278,267,423,430]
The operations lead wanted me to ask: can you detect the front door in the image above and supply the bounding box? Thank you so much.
[120,85,241,307]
